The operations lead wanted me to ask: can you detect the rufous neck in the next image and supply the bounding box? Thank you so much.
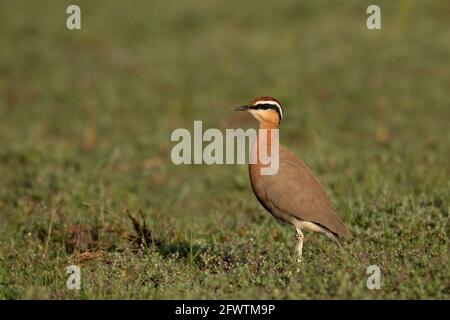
[259,121,279,130]
[253,121,279,167]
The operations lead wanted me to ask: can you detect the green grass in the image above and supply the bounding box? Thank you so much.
[0,0,449,299]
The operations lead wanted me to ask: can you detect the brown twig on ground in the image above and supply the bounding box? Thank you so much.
[75,250,107,265]
[125,209,161,249]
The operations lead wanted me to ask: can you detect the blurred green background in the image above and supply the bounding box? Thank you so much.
[0,0,449,299]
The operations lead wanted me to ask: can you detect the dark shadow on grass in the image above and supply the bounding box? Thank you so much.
[158,240,208,260]
[126,210,209,262]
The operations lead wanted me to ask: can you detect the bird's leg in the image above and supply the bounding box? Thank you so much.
[294,227,304,263]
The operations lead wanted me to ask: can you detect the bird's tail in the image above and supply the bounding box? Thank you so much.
[325,231,342,248]
[339,226,353,241]
[327,225,353,246]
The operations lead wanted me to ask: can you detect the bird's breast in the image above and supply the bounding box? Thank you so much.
[249,162,292,224]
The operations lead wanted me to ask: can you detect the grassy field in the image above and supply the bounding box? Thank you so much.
[0,0,449,299]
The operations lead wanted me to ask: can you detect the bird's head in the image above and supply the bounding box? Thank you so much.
[235,96,283,128]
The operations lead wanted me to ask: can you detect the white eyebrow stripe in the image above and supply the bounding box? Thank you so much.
[255,101,283,119]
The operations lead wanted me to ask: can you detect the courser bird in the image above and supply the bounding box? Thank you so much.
[235,96,352,263]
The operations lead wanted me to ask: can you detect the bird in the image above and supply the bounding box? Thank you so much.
[235,96,352,263]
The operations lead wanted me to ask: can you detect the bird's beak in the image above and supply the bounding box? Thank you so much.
[235,105,251,111]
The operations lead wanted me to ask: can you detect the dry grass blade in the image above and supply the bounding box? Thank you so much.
[42,208,57,260]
